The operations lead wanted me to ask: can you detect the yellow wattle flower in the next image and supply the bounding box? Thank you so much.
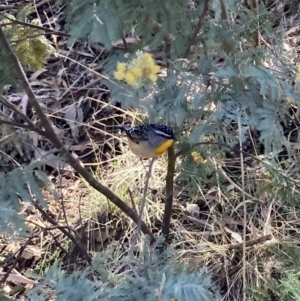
[117,62,127,72]
[131,58,142,68]
[148,73,158,83]
[150,64,160,74]
[191,151,199,158]
[125,71,138,86]
[194,155,207,164]
[114,70,126,80]
[142,52,153,63]
[142,66,152,76]
[129,67,143,78]
[114,52,160,86]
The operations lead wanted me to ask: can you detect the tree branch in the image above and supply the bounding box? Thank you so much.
[1,14,71,38]
[185,0,210,57]
[130,158,156,253]
[227,234,273,250]
[0,236,33,284]
[0,27,155,243]
[161,144,176,242]
[0,95,46,135]
[33,200,92,263]
[0,118,37,131]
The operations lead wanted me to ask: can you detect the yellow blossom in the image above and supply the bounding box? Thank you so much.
[191,151,199,158]
[149,64,160,74]
[142,66,155,76]
[194,155,207,164]
[124,71,138,86]
[191,151,207,164]
[129,67,143,78]
[114,52,160,87]
[131,58,142,68]
[204,136,215,142]
[142,52,154,63]
[117,62,127,72]
[148,73,158,83]
[114,70,126,80]
[285,96,293,104]
[131,58,138,64]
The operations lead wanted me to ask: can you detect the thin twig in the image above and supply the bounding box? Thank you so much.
[128,188,138,213]
[32,200,92,263]
[161,145,176,243]
[208,158,264,204]
[0,27,155,243]
[163,33,174,59]
[0,237,32,284]
[129,158,156,253]
[220,0,228,20]
[121,35,128,52]
[57,169,71,233]
[0,95,45,135]
[226,234,273,250]
[11,33,45,43]
[185,0,210,57]
[238,115,246,301]
[0,118,39,132]
[1,14,71,38]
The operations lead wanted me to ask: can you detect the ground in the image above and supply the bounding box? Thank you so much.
[1,1,300,301]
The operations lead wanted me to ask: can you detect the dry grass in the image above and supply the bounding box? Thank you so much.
[64,125,299,300]
[1,1,300,300]
[2,106,300,300]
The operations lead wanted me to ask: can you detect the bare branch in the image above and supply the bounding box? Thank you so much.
[1,14,70,38]
[161,145,176,243]
[0,27,155,244]
[130,158,156,253]
[185,0,210,57]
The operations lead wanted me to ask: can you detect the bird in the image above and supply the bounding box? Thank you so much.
[119,123,176,158]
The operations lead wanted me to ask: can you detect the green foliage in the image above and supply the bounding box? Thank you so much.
[61,0,197,54]
[249,243,300,301]
[178,146,225,199]
[0,48,17,91]
[1,0,297,156]
[0,125,24,156]
[0,160,59,240]
[0,4,55,91]
[65,0,296,157]
[27,262,108,301]
[1,1,300,300]
[256,159,300,206]
[27,236,220,301]
[59,0,300,206]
